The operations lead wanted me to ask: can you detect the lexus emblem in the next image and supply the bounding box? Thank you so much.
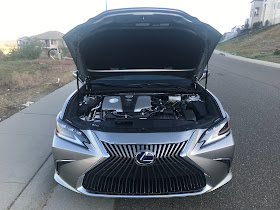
[135,151,155,166]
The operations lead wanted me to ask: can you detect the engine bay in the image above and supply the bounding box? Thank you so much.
[77,93,208,123]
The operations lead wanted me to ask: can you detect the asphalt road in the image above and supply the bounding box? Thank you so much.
[1,52,279,209]
[114,53,280,210]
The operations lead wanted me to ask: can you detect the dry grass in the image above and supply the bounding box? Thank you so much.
[11,71,43,89]
[0,58,76,121]
[217,24,280,64]
[0,59,75,89]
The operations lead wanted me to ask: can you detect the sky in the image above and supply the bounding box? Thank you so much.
[0,0,251,40]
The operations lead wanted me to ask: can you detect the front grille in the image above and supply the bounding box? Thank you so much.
[102,141,188,158]
[82,141,206,195]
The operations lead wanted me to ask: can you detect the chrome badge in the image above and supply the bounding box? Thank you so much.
[135,151,155,166]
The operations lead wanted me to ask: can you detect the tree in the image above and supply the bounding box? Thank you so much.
[19,38,43,59]
[6,38,43,60]
[244,19,249,30]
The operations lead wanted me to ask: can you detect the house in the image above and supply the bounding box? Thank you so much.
[249,0,280,28]
[17,31,65,49]
[249,0,264,28]
[17,36,29,49]
[261,0,280,25]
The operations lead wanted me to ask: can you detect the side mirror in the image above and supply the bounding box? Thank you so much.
[73,70,83,83]
[199,69,210,82]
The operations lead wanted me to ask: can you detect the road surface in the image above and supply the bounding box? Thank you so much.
[1,52,279,209]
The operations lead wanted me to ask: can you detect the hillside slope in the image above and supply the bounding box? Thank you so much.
[0,40,17,54]
[217,24,280,64]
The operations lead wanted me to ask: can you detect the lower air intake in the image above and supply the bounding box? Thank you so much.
[82,141,206,195]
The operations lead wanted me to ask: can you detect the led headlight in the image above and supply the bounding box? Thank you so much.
[199,119,231,146]
[56,117,90,147]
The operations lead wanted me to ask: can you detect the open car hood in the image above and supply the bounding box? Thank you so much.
[63,8,221,82]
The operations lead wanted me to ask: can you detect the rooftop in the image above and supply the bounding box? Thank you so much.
[31,31,64,40]
[18,31,64,41]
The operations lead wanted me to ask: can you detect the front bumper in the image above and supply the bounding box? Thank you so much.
[52,128,234,198]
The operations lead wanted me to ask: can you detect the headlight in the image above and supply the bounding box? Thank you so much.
[218,121,230,135]
[56,117,90,147]
[199,119,231,146]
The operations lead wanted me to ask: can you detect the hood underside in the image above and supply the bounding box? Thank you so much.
[63,8,222,81]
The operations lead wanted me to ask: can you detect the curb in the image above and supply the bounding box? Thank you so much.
[214,50,280,69]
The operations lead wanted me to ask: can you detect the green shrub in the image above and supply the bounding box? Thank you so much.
[253,21,263,30]
[273,49,280,55]
[19,38,42,59]
[265,20,269,27]
[253,54,267,59]
[5,38,42,60]
[244,19,249,30]
[60,46,71,57]
[0,50,4,61]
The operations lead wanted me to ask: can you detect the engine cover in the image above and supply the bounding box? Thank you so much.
[134,96,151,112]
[102,96,123,112]
[102,96,151,113]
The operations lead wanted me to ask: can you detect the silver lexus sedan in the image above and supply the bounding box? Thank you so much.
[52,8,235,198]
